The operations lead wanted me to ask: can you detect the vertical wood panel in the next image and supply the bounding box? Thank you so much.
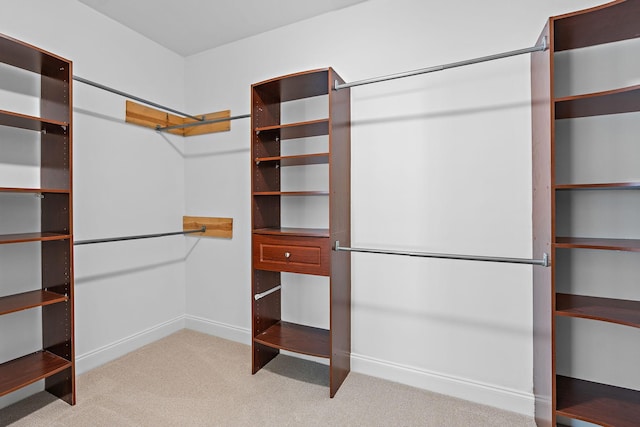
[531,22,554,427]
[328,68,351,397]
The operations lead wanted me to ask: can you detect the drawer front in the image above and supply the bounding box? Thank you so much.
[253,235,330,276]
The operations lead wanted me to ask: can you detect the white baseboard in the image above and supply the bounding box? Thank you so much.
[75,315,185,375]
[351,352,534,416]
[184,314,251,345]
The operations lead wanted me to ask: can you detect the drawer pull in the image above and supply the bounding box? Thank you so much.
[284,252,291,259]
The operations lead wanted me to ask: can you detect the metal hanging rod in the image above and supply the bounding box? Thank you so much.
[155,113,252,132]
[333,241,550,267]
[254,285,282,301]
[74,226,206,246]
[334,38,547,90]
[73,75,204,122]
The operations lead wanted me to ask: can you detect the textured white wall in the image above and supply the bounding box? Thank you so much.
[0,0,187,408]
[183,0,605,415]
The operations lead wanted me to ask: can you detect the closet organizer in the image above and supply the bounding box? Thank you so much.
[0,33,75,405]
[250,68,351,397]
[532,1,640,426]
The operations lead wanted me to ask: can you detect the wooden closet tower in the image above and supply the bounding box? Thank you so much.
[250,68,351,397]
[532,1,640,425]
[0,34,75,405]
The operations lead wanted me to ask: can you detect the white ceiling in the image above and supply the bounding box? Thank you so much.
[79,0,368,57]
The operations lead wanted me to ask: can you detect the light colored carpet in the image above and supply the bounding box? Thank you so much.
[1,330,535,426]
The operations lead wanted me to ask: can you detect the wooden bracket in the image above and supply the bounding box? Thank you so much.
[125,100,231,136]
[183,216,233,238]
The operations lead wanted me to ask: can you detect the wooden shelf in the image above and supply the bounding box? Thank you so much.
[553,0,640,51]
[0,351,72,398]
[555,237,640,252]
[0,187,70,194]
[253,191,329,196]
[253,227,330,237]
[555,85,640,119]
[0,232,71,245]
[556,293,640,328]
[0,290,68,316]
[0,33,68,76]
[252,68,330,102]
[556,375,640,427]
[255,153,330,166]
[254,321,330,358]
[0,109,69,133]
[255,119,329,140]
[555,182,640,190]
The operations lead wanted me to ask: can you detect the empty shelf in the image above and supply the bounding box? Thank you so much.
[0,290,68,316]
[0,233,71,244]
[254,321,330,358]
[556,375,640,427]
[556,293,640,328]
[0,351,72,397]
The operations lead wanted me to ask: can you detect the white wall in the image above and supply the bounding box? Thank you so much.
[0,0,187,408]
[183,0,605,415]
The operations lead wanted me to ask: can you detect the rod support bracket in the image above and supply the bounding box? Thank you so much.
[542,252,550,267]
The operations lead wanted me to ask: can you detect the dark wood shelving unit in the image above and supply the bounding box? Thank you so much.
[0,32,75,407]
[251,68,350,397]
[531,2,640,425]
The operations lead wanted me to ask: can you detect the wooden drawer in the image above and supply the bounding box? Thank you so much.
[253,234,330,276]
